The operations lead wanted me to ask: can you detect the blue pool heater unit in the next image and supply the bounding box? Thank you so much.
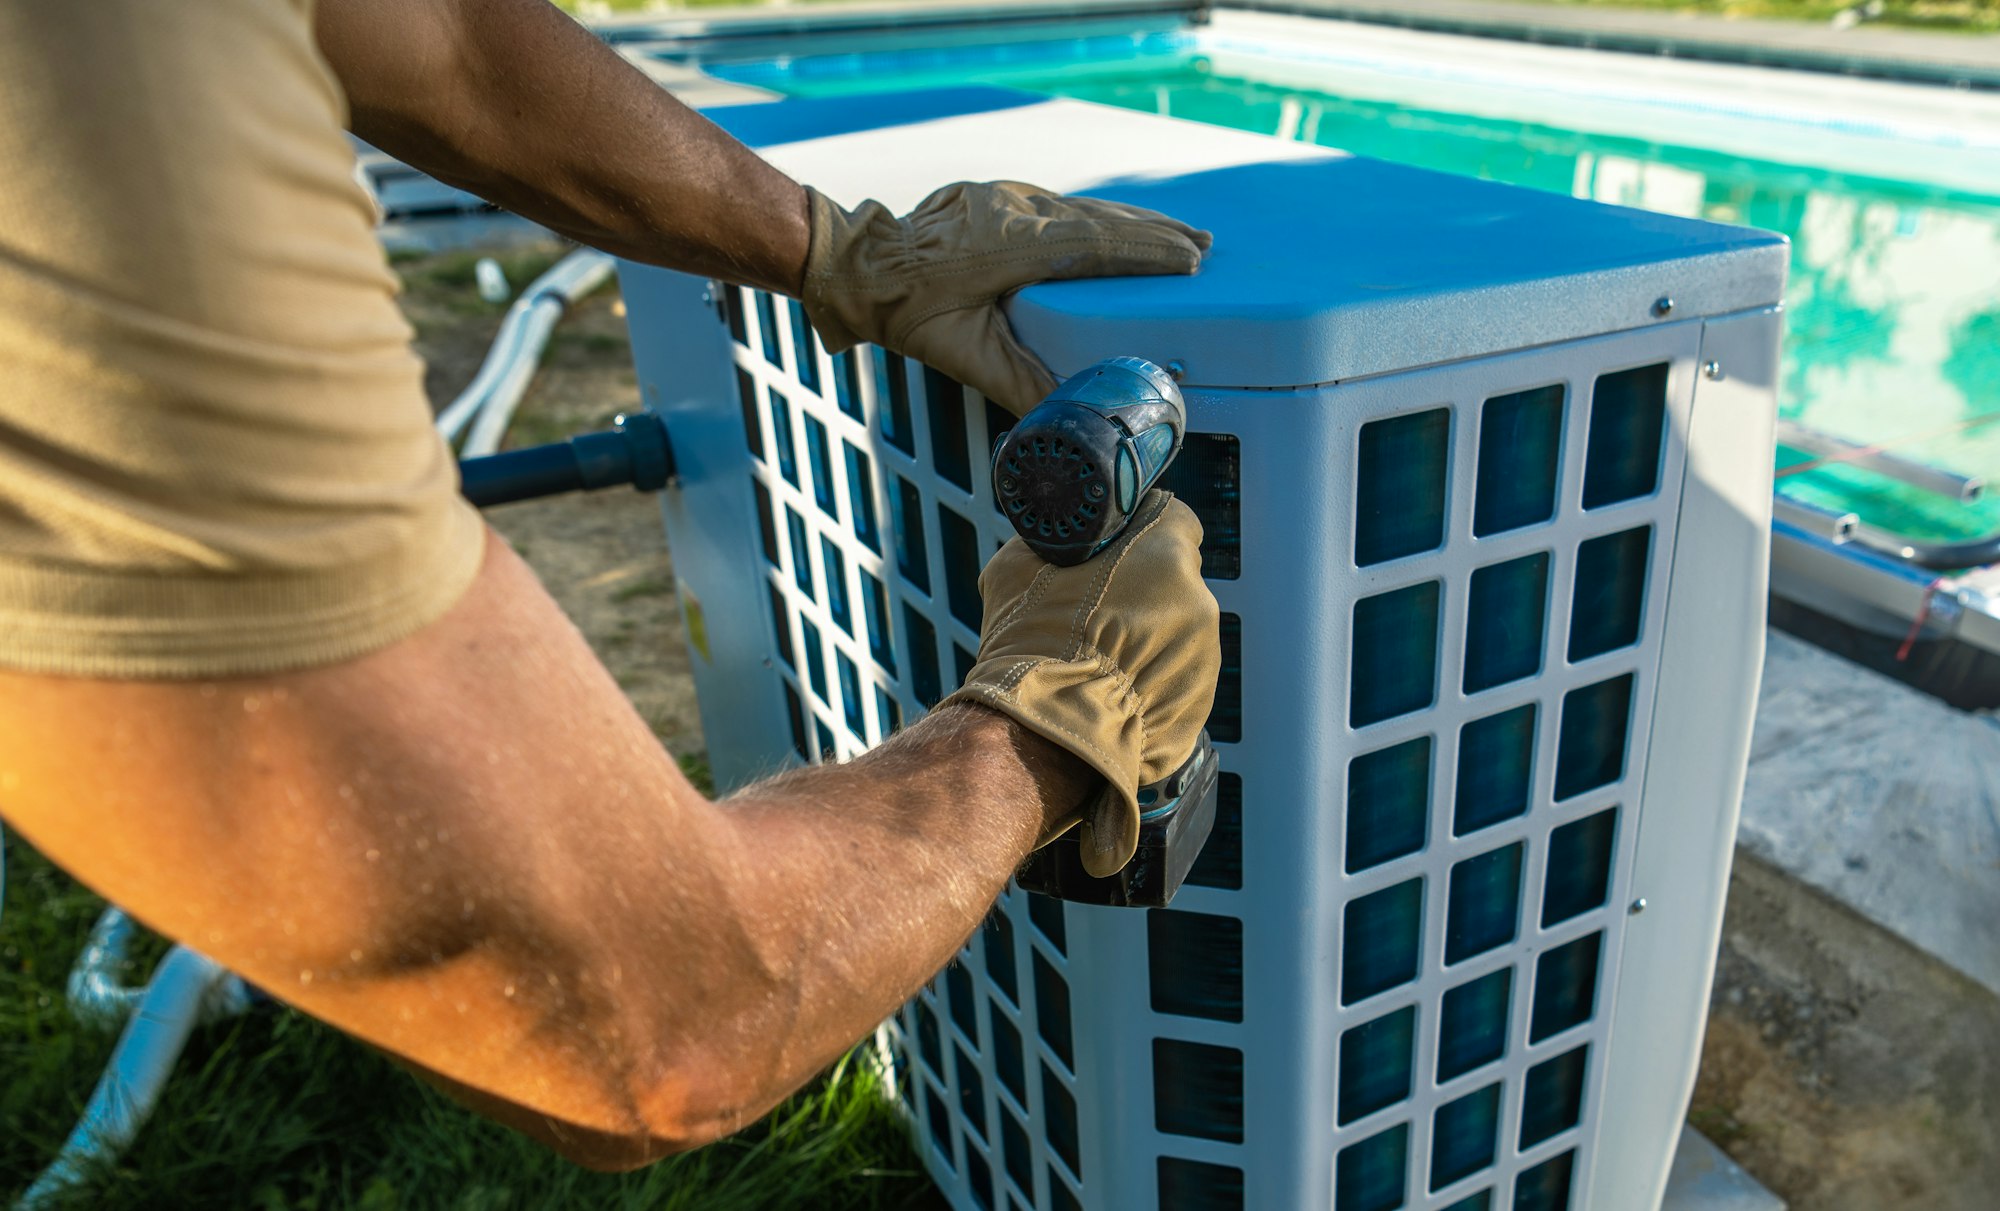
[617,88,1787,1211]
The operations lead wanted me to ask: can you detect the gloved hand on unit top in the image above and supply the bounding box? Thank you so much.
[945,490,1220,877]
[800,181,1213,417]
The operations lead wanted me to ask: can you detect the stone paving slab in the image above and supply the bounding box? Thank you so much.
[1741,629,2000,999]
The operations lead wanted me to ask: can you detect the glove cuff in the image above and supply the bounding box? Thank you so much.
[944,655,1144,877]
[800,187,860,352]
[800,186,880,355]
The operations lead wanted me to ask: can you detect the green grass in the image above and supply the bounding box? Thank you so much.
[1,834,936,1210]
[1523,0,2000,33]
[553,329,630,356]
[677,752,716,795]
[558,1,867,12]
[396,249,566,318]
[611,575,674,604]
[502,406,623,450]
[556,0,2000,32]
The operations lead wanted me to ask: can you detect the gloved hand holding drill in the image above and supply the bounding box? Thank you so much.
[950,488,1220,879]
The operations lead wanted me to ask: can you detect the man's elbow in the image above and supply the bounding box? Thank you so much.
[528,1060,784,1172]
[539,1110,759,1173]
[548,1131,706,1174]
[418,1043,769,1171]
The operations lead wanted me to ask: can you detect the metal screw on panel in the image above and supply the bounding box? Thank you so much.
[1652,297,1675,317]
[1703,361,1725,381]
[1164,359,1189,382]
[1088,482,1106,500]
[1629,898,1649,915]
[700,282,716,306]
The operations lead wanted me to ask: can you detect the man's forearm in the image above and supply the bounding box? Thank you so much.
[316,0,811,294]
[391,698,1094,1167]
[677,704,1093,1136]
[0,535,1091,1167]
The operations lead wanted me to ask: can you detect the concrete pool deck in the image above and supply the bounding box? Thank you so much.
[1242,0,2000,90]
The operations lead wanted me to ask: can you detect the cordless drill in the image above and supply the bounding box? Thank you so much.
[991,357,1221,908]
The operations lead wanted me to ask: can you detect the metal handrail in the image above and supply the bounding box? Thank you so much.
[1771,495,1856,546]
[1776,419,1984,505]
[1851,523,2000,573]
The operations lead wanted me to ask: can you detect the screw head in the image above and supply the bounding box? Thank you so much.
[1164,359,1189,382]
[1087,482,1106,500]
[999,476,1017,494]
[1629,897,1649,915]
[1703,361,1725,381]
[1652,296,1675,317]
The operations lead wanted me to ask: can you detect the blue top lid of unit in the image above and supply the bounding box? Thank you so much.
[704,87,1788,389]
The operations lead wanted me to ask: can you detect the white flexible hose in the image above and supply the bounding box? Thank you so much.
[65,909,147,1032]
[19,946,250,1210]
[437,249,615,453]
[460,298,568,457]
[15,912,252,1208]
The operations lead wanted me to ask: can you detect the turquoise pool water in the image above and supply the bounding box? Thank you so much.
[708,40,2000,546]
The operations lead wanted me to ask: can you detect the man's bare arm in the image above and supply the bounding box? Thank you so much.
[315,0,811,295]
[0,532,1091,1169]
[313,0,1213,416]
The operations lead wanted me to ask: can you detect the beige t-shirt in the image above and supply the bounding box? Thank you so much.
[0,0,484,678]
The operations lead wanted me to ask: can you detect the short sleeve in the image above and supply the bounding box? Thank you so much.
[0,0,485,678]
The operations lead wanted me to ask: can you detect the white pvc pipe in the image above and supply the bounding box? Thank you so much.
[434,298,536,443]
[19,946,250,1210]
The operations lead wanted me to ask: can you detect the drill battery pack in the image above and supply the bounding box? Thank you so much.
[1015,731,1219,908]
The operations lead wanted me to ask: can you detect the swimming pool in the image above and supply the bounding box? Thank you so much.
[695,16,2000,548]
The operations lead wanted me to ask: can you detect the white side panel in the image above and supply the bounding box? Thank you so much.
[1317,322,1703,1211]
[1592,307,1780,1210]
[618,265,797,792]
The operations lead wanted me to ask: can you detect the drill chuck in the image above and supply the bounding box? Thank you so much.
[992,356,1186,567]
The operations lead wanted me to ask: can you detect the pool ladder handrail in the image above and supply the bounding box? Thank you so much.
[1776,418,1984,505]
[1776,418,1999,572]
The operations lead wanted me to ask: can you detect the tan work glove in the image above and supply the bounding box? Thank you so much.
[801,182,1212,416]
[945,490,1220,877]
